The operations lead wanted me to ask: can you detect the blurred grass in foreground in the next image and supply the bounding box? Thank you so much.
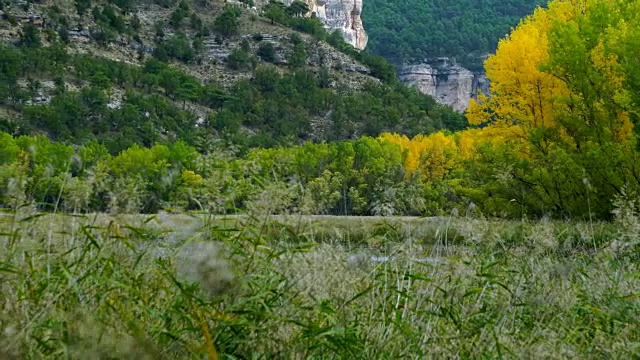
[1,210,639,359]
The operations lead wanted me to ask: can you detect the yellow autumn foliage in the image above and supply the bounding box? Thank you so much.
[180,170,204,187]
[452,126,521,161]
[380,120,532,179]
[379,132,459,181]
[467,0,635,143]
[466,1,576,130]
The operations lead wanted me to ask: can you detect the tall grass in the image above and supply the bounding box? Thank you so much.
[1,210,639,358]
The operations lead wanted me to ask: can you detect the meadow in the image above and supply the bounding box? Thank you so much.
[2,209,639,359]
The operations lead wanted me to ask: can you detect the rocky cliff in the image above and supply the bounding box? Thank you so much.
[398,58,489,112]
[280,0,368,50]
[323,0,367,50]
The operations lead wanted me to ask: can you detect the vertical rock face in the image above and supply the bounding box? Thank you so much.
[398,58,489,112]
[397,64,438,97]
[279,0,368,50]
[323,0,368,50]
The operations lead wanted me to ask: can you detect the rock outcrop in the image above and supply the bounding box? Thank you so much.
[323,0,367,50]
[280,0,368,50]
[398,58,489,112]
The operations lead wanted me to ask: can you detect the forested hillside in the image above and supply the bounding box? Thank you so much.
[362,0,547,70]
[0,0,465,154]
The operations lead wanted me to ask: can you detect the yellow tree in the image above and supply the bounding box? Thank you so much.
[465,0,640,218]
[466,0,579,147]
[468,0,636,146]
[379,132,458,182]
[545,0,637,145]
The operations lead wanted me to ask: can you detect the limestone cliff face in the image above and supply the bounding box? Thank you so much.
[398,58,489,112]
[280,0,368,50]
[323,0,367,50]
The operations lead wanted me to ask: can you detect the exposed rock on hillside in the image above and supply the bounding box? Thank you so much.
[323,0,367,50]
[280,0,368,49]
[0,0,379,129]
[398,58,489,112]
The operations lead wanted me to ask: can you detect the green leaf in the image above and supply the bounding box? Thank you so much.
[463,287,484,298]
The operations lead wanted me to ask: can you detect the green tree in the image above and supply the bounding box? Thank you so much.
[287,0,309,18]
[464,0,640,219]
[91,27,116,47]
[227,48,252,70]
[211,109,242,133]
[131,15,142,31]
[213,7,241,37]
[154,20,166,38]
[20,25,42,47]
[53,76,66,95]
[109,0,136,13]
[287,42,308,68]
[202,85,232,109]
[169,7,188,28]
[176,80,200,109]
[359,53,395,84]
[264,0,287,25]
[57,26,70,44]
[192,37,204,54]
[257,42,276,63]
[90,71,111,90]
[157,33,195,62]
[74,0,92,16]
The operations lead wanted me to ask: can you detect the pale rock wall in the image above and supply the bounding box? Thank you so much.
[397,64,438,97]
[398,58,489,112]
[323,0,367,50]
[278,0,368,50]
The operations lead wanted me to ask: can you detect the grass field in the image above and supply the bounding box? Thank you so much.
[1,210,639,358]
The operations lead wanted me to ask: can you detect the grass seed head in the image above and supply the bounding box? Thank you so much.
[193,243,236,297]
